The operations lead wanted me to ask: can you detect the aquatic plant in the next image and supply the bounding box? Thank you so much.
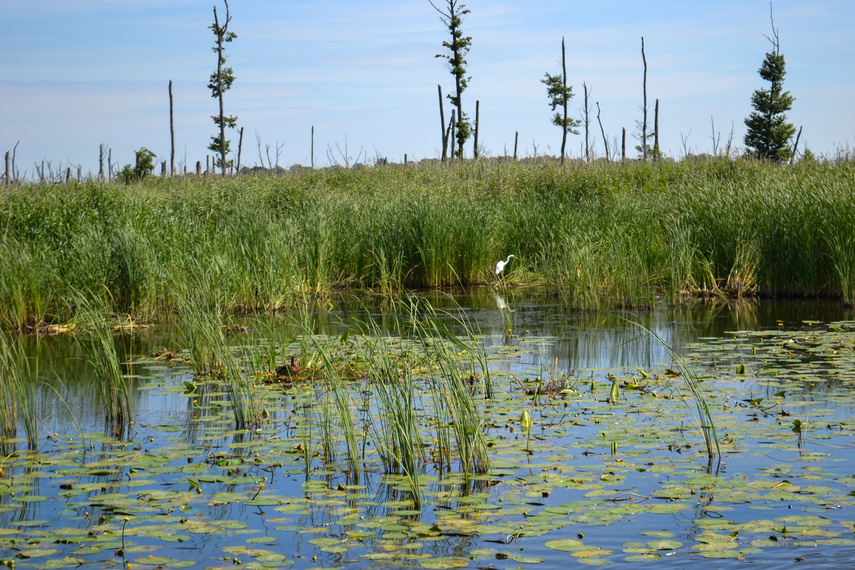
[632,320,720,464]
[311,336,360,475]
[0,159,853,323]
[70,291,132,438]
[359,314,425,507]
[408,297,490,476]
[0,332,38,452]
[173,258,268,428]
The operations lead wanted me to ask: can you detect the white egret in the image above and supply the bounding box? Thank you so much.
[495,254,515,277]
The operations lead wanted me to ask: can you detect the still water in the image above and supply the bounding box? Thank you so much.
[3,290,855,569]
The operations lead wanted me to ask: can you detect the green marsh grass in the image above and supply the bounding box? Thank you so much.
[311,336,360,475]
[358,311,425,507]
[71,293,133,438]
[0,332,38,452]
[408,298,490,476]
[1,159,854,323]
[173,259,268,429]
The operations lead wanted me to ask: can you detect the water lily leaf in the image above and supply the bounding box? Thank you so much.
[510,553,544,563]
[625,554,661,562]
[15,548,59,558]
[572,547,613,557]
[544,539,585,552]
[42,556,87,569]
[15,494,48,503]
[647,539,682,551]
[419,557,470,568]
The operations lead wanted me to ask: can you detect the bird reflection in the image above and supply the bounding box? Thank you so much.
[495,294,510,311]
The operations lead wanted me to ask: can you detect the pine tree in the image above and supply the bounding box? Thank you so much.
[744,6,795,162]
[208,0,237,175]
[430,0,472,159]
[541,38,580,164]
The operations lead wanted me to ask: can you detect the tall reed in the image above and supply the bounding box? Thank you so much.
[311,336,360,475]
[71,292,132,438]
[358,311,425,508]
[632,320,720,464]
[1,159,853,321]
[0,332,38,452]
[173,257,265,428]
[410,299,490,476]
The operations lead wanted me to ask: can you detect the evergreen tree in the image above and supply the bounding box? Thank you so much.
[208,0,237,175]
[430,0,472,158]
[541,37,580,164]
[744,7,795,162]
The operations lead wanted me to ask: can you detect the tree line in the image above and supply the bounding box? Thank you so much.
[2,2,801,186]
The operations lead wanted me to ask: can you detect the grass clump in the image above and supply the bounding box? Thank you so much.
[1,158,854,324]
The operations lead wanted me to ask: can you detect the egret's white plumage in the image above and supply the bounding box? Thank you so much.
[495,254,515,276]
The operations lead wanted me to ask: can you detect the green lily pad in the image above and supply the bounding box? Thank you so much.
[419,557,471,568]
[647,539,683,551]
[544,538,585,552]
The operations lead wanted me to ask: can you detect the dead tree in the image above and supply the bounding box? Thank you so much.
[237,126,244,173]
[583,83,591,161]
[596,102,609,162]
[621,127,626,161]
[473,100,480,159]
[438,84,448,161]
[169,80,175,175]
[99,144,106,181]
[641,36,648,160]
[654,98,660,159]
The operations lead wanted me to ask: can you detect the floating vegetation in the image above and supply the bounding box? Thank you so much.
[2,302,855,567]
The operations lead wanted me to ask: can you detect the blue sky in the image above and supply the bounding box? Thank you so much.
[2,1,853,177]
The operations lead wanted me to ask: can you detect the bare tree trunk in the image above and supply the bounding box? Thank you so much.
[583,82,590,162]
[726,121,735,157]
[4,151,9,185]
[237,126,244,173]
[65,167,71,184]
[621,127,626,162]
[641,36,648,161]
[710,116,720,156]
[108,148,112,181]
[161,161,167,176]
[596,102,609,162]
[438,84,448,162]
[473,100,480,159]
[196,161,202,176]
[99,144,105,180]
[561,38,569,165]
[169,80,175,175]
[790,126,803,164]
[514,131,519,161]
[448,110,456,164]
[654,98,660,160]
